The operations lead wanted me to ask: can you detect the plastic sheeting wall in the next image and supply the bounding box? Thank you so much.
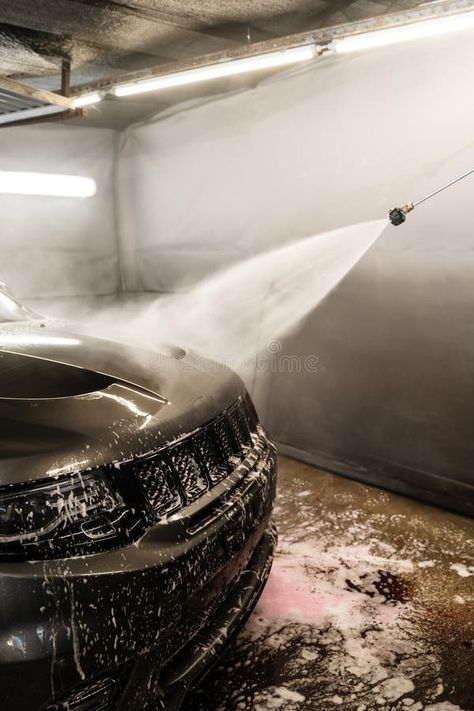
[0,124,118,299]
[116,27,474,514]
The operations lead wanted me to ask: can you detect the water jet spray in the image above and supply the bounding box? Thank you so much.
[389,166,474,226]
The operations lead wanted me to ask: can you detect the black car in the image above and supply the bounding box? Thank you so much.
[0,284,278,711]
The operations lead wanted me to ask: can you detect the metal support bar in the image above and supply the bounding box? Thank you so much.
[61,58,71,98]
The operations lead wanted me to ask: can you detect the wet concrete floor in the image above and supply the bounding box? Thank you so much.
[184,456,474,711]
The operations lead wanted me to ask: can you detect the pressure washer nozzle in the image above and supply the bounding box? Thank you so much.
[389,207,406,226]
[389,202,414,226]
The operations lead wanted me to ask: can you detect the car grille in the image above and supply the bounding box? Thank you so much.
[133,394,259,520]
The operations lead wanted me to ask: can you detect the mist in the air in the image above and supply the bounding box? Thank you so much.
[73,219,387,369]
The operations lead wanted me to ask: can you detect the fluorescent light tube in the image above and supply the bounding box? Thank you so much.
[0,171,97,198]
[72,92,102,108]
[114,45,316,97]
[334,10,474,53]
[0,335,81,346]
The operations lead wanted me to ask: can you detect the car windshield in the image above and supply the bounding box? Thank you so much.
[0,289,37,323]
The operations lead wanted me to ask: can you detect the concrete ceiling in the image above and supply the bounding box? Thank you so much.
[0,0,469,128]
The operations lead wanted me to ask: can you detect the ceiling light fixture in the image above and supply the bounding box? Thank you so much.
[333,10,474,53]
[114,45,316,97]
[0,335,81,347]
[72,92,102,108]
[0,171,97,198]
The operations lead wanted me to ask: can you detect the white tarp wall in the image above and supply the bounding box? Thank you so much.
[116,27,474,515]
[0,124,118,300]
[116,29,474,293]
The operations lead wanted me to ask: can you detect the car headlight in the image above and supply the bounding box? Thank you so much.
[0,470,139,561]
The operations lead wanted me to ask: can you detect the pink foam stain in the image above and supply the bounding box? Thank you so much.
[252,552,405,628]
[254,558,339,623]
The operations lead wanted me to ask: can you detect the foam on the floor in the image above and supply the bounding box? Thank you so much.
[185,457,474,710]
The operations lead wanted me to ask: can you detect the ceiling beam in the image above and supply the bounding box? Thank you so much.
[0,75,74,109]
[68,0,474,95]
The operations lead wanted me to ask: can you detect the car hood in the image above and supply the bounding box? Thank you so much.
[0,321,244,485]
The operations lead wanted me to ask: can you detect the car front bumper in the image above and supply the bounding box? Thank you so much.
[0,433,277,711]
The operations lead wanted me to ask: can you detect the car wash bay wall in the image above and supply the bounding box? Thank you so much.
[0,123,119,302]
[115,28,474,512]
